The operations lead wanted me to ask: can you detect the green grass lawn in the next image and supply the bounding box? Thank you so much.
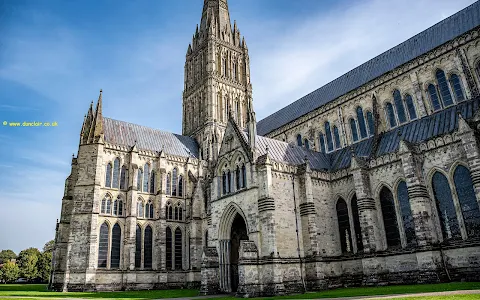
[0,282,479,299]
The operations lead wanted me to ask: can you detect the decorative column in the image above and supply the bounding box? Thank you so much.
[398,140,438,246]
[350,155,382,252]
[456,48,480,99]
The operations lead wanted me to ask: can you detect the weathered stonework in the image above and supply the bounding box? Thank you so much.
[52,1,480,297]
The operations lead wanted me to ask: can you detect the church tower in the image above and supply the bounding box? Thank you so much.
[182,0,253,161]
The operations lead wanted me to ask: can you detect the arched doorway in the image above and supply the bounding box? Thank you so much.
[230,213,249,292]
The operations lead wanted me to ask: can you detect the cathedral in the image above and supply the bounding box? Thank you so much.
[51,0,480,297]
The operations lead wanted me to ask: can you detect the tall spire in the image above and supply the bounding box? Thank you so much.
[81,101,94,144]
[200,0,231,39]
[88,89,104,143]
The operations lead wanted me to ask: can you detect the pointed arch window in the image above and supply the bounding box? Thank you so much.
[112,158,120,189]
[227,170,232,193]
[174,228,183,270]
[393,90,407,124]
[106,196,112,215]
[137,200,144,218]
[336,198,352,254]
[105,163,112,188]
[319,133,326,153]
[453,166,480,237]
[428,84,441,112]
[380,187,401,248]
[236,166,241,190]
[436,69,453,107]
[144,225,153,269]
[111,223,121,268]
[172,168,178,196]
[166,202,173,220]
[432,172,461,240]
[404,94,417,120]
[351,196,363,252]
[166,173,171,196]
[177,203,183,221]
[98,222,109,268]
[135,225,141,268]
[145,200,154,219]
[101,195,108,214]
[150,171,156,194]
[304,139,310,150]
[222,171,227,195]
[117,197,123,216]
[333,126,341,149]
[113,198,119,216]
[350,119,359,142]
[297,134,302,147]
[178,175,183,197]
[143,164,150,193]
[325,122,333,151]
[366,111,374,136]
[397,181,416,245]
[356,107,368,138]
[241,164,246,188]
[166,227,172,270]
[137,169,143,191]
[450,74,465,102]
[120,166,127,190]
[385,102,397,128]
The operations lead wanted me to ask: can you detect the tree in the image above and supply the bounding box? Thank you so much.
[43,240,55,254]
[37,252,52,283]
[0,260,20,283]
[0,250,16,264]
[17,248,40,282]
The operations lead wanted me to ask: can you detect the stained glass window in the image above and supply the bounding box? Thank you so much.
[325,122,333,151]
[166,173,171,195]
[101,197,106,214]
[178,175,183,197]
[453,166,480,237]
[432,172,461,240]
[111,223,121,268]
[350,119,359,142]
[106,197,112,215]
[333,126,341,149]
[112,158,120,189]
[336,198,352,253]
[222,172,227,195]
[366,111,374,136]
[144,226,153,269]
[137,169,143,191]
[172,168,178,196]
[428,84,441,111]
[385,102,397,128]
[351,196,363,252]
[98,222,109,268]
[143,164,149,193]
[227,170,232,193]
[404,94,417,120]
[106,163,112,188]
[393,90,407,124]
[137,201,144,218]
[297,134,302,147]
[113,200,118,216]
[118,198,123,216]
[135,225,141,268]
[241,164,246,188]
[356,107,368,138]
[166,227,172,270]
[380,187,401,248]
[304,139,310,150]
[436,69,453,107]
[450,74,465,102]
[120,166,127,190]
[178,203,183,221]
[236,166,241,190]
[319,133,326,153]
[174,228,182,270]
[150,172,155,194]
[397,181,416,245]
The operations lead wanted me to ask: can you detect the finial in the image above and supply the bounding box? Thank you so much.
[100,89,102,93]
[72,153,74,158]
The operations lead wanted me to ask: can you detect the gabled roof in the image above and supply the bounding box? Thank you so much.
[103,118,199,158]
[256,1,480,136]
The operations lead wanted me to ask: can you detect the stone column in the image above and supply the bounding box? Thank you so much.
[457,116,480,211]
[200,247,220,295]
[237,241,260,297]
[297,161,319,256]
[350,155,382,252]
[409,72,428,117]
[398,140,439,246]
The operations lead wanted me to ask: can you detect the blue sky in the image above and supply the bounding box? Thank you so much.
[0,0,475,253]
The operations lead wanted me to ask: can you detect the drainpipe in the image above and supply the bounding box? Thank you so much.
[291,174,307,291]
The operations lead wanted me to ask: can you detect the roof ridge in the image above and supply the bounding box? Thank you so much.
[103,116,186,137]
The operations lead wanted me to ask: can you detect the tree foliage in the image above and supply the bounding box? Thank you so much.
[0,249,16,264]
[17,247,41,281]
[43,240,55,253]
[37,251,52,282]
[0,260,20,283]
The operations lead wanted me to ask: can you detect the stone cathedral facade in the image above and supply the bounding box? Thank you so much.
[52,0,480,297]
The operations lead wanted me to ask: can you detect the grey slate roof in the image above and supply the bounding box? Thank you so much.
[103,118,199,158]
[256,1,480,136]
[251,98,480,172]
